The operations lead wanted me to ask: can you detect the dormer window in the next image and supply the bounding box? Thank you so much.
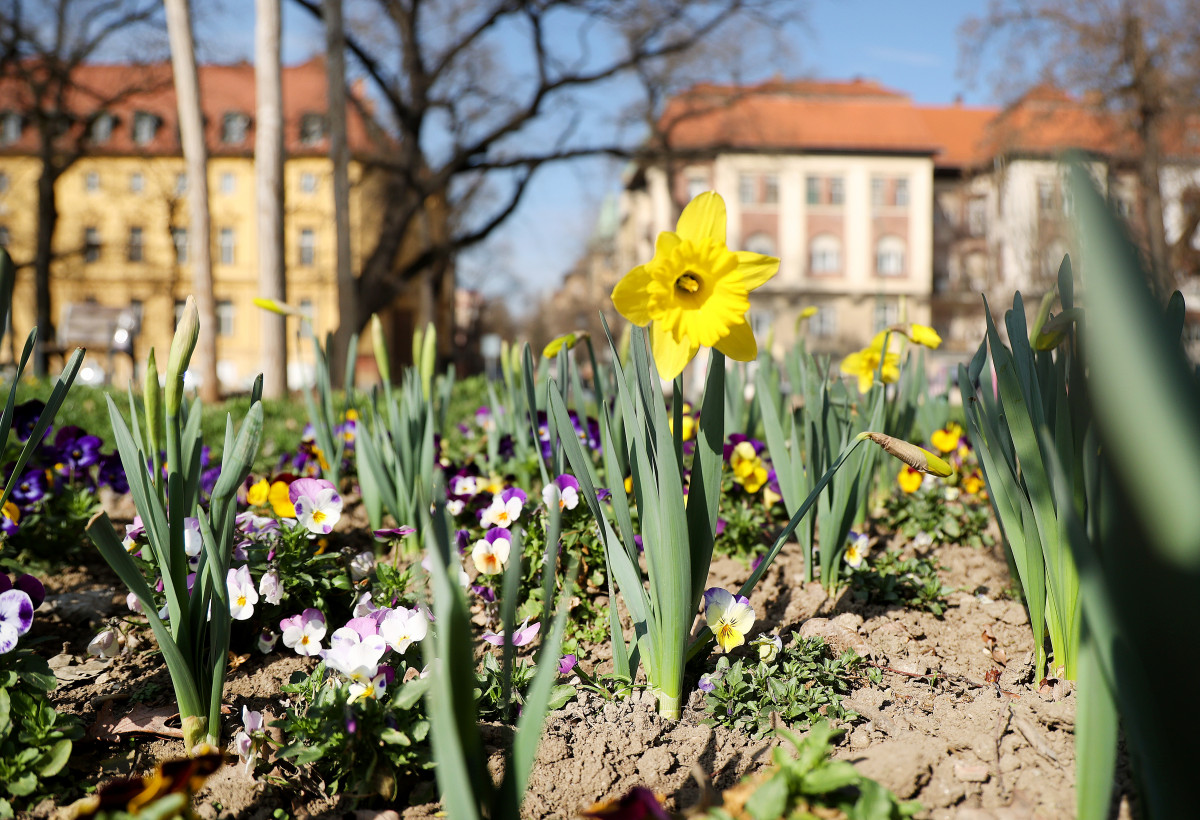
[0,112,22,145]
[132,111,159,146]
[299,113,326,146]
[222,112,249,144]
[91,113,115,144]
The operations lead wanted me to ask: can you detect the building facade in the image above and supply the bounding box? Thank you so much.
[618,80,1200,372]
[0,58,433,390]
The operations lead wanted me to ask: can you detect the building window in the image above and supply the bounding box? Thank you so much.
[127,226,144,262]
[811,305,836,338]
[175,172,187,196]
[871,177,885,208]
[738,174,755,205]
[806,175,820,205]
[0,172,8,194]
[219,227,235,265]
[0,112,21,145]
[299,228,315,266]
[685,172,707,201]
[875,235,906,276]
[744,232,776,257]
[85,171,100,193]
[216,299,234,337]
[219,172,235,195]
[222,112,249,144]
[300,172,317,194]
[90,113,114,144]
[171,227,188,264]
[763,174,779,205]
[84,227,101,263]
[132,112,159,145]
[967,197,987,237]
[809,234,841,274]
[299,298,315,337]
[830,177,844,206]
[895,178,909,207]
[1038,180,1054,214]
[299,113,326,146]
[873,299,899,332]
[0,225,9,247]
[130,172,145,194]
[174,299,187,328]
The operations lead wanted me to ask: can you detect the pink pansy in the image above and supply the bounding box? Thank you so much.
[288,478,343,535]
[378,606,428,654]
[481,618,540,648]
[281,608,326,656]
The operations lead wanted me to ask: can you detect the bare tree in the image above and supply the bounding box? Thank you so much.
[960,0,1200,297]
[164,0,219,402]
[323,0,357,380]
[290,0,802,375]
[256,0,287,397]
[0,0,164,375]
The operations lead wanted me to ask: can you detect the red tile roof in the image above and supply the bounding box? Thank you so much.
[663,80,941,155]
[0,57,382,157]
[663,78,1200,169]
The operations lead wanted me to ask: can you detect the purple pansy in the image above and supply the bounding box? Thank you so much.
[0,588,34,653]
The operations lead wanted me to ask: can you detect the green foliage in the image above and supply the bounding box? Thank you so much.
[274,663,432,801]
[847,550,953,617]
[701,722,920,820]
[474,653,576,721]
[701,635,865,740]
[878,486,993,549]
[0,652,82,818]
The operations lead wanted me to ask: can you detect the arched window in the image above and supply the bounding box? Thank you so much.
[809,234,841,274]
[875,235,905,276]
[744,232,776,257]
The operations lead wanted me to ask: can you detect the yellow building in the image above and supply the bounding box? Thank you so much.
[0,58,407,389]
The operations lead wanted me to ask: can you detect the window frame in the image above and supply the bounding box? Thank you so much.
[299,227,316,267]
[84,227,101,263]
[218,227,236,266]
[809,233,842,275]
[127,226,144,263]
[875,235,906,277]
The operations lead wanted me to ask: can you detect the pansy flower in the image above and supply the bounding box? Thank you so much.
[480,487,526,528]
[542,474,581,511]
[267,476,297,518]
[844,531,868,569]
[289,478,343,535]
[378,605,428,654]
[472,527,512,575]
[482,617,540,647]
[281,608,327,656]
[898,465,924,494]
[0,588,34,654]
[703,587,755,653]
[227,566,259,620]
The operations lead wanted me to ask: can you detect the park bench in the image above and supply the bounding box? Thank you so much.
[44,301,142,383]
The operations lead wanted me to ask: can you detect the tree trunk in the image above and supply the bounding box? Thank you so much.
[164,0,219,403]
[324,0,359,386]
[1137,119,1172,298]
[33,161,57,377]
[256,0,287,398]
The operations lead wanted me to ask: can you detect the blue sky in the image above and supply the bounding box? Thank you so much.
[204,1,995,309]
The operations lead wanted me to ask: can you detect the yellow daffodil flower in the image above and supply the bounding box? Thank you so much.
[703,587,756,653]
[840,330,901,394]
[906,323,942,349]
[930,422,964,454]
[898,465,923,494]
[611,192,779,380]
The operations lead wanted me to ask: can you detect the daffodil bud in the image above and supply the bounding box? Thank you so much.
[370,314,390,383]
[144,348,162,454]
[419,321,437,397]
[543,331,588,359]
[165,296,199,416]
[862,432,954,477]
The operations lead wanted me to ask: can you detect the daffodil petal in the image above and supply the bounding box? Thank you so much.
[675,191,726,245]
[612,265,655,326]
[714,319,758,362]
[655,230,681,258]
[651,321,697,380]
[734,251,780,290]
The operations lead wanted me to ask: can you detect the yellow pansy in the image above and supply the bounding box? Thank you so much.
[669,413,695,442]
[840,330,901,394]
[2,500,19,525]
[611,192,779,380]
[930,423,964,454]
[898,465,923,494]
[962,472,985,496]
[268,480,296,518]
[246,478,270,507]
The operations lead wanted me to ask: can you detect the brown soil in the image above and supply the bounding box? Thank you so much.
[26,529,1110,819]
